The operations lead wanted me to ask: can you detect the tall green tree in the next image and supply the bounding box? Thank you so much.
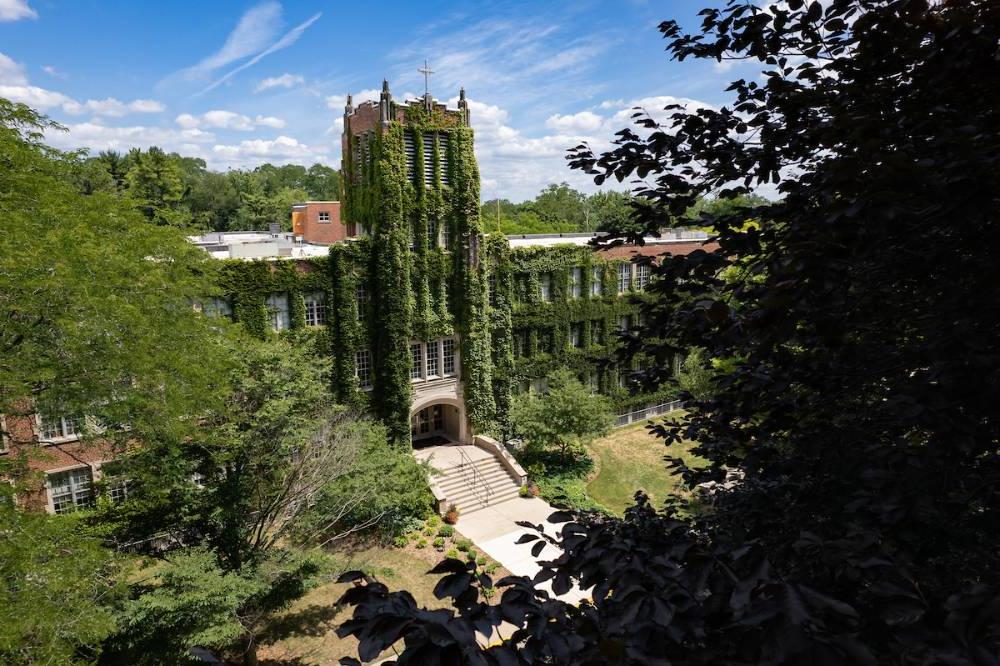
[125,146,188,226]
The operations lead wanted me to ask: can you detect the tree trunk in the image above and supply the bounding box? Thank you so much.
[243,635,259,666]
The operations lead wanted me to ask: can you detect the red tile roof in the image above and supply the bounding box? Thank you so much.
[598,240,719,261]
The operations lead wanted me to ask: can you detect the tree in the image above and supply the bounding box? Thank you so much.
[532,182,588,230]
[511,369,612,463]
[125,146,188,226]
[674,347,715,401]
[304,163,341,200]
[101,338,383,664]
[0,507,120,665]
[0,100,228,443]
[335,1,1000,663]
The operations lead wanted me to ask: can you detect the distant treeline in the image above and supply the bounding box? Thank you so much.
[72,148,767,234]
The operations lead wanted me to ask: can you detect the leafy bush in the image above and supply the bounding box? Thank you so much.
[433,537,445,550]
[436,525,454,538]
[391,535,407,548]
[415,539,427,549]
[519,485,530,498]
[466,549,477,562]
[422,527,434,537]
[455,539,472,552]
[426,515,441,528]
[446,548,459,559]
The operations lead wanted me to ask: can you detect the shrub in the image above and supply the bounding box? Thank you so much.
[519,485,530,498]
[426,515,441,528]
[436,525,454,538]
[422,527,434,537]
[476,555,487,566]
[485,562,499,574]
[415,539,427,549]
[455,539,473,552]
[443,504,459,525]
[446,548,459,559]
[433,537,445,550]
[466,549,478,562]
[391,535,408,548]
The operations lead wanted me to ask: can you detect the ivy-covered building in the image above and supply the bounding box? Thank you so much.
[198,81,712,448]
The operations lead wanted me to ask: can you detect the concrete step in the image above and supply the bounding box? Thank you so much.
[447,483,521,509]
[438,467,516,492]
[458,488,524,515]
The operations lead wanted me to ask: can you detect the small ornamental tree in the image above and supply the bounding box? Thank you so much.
[334,2,1000,664]
[511,369,613,463]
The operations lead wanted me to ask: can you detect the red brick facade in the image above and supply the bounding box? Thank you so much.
[291,201,347,244]
[1,406,118,513]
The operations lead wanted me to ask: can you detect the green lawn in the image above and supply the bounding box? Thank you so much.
[586,416,703,515]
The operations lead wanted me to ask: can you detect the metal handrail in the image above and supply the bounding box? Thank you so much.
[457,447,492,508]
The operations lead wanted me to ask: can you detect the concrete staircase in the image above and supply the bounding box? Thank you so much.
[416,444,523,515]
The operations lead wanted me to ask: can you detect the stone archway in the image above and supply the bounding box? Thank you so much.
[409,394,469,446]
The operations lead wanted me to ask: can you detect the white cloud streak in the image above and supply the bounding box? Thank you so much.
[175,110,285,131]
[199,11,322,95]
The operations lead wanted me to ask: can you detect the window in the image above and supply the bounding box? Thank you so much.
[410,343,423,380]
[618,263,631,294]
[636,262,651,290]
[404,129,417,182]
[40,414,80,441]
[266,293,290,331]
[531,377,548,394]
[355,350,372,389]
[592,266,603,297]
[48,467,94,514]
[355,284,368,320]
[539,273,552,302]
[441,223,451,249]
[423,134,436,186]
[426,340,440,377]
[442,339,456,376]
[427,219,438,248]
[570,267,582,299]
[318,211,331,223]
[591,320,603,346]
[619,315,632,333]
[203,298,232,318]
[569,323,583,348]
[304,292,327,326]
[514,330,528,358]
[588,371,600,392]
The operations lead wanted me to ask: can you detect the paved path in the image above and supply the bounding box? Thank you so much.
[457,496,590,604]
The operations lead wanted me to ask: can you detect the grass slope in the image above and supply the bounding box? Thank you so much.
[586,417,703,515]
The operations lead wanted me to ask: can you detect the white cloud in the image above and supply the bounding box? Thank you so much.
[211,135,330,164]
[326,89,380,110]
[254,73,304,92]
[62,97,166,117]
[545,111,603,134]
[175,110,286,131]
[0,0,36,22]
[0,84,73,109]
[44,121,217,154]
[0,52,28,85]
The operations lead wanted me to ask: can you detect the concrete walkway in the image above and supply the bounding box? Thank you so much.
[456,495,590,604]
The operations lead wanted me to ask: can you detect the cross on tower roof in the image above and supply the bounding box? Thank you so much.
[418,59,434,96]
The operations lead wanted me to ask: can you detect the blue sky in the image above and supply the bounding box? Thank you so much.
[0,0,745,201]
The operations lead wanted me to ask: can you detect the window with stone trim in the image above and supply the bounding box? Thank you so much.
[442,338,456,376]
[569,323,583,348]
[48,467,94,514]
[426,340,440,377]
[427,219,438,248]
[410,343,423,381]
[591,320,604,346]
[318,211,331,223]
[304,292,327,326]
[40,414,80,441]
